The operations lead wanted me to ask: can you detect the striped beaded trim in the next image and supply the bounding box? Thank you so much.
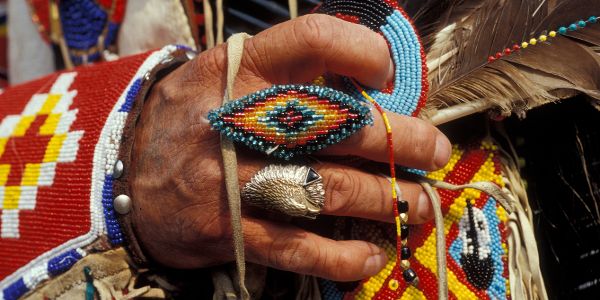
[0,45,180,300]
[208,85,373,160]
[351,80,418,286]
[488,16,598,62]
[321,0,429,117]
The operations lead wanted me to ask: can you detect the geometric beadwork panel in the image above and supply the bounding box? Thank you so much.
[0,72,83,239]
[0,45,178,300]
[0,48,153,288]
[320,141,511,300]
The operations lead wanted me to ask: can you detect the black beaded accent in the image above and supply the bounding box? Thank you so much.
[400,224,410,239]
[400,246,411,260]
[402,268,417,283]
[460,200,494,290]
[318,0,395,31]
[397,200,409,213]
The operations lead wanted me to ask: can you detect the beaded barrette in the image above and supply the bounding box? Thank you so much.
[208,85,373,160]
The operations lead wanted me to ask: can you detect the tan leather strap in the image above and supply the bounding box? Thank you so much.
[419,181,448,300]
[220,32,252,300]
[203,0,215,49]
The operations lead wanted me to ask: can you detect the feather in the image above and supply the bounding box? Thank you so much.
[415,0,600,122]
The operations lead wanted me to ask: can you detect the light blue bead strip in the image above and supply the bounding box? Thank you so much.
[346,10,424,116]
[483,198,508,300]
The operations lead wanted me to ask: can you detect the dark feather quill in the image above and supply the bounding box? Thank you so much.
[416,0,600,121]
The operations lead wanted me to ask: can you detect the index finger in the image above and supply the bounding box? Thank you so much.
[240,14,394,90]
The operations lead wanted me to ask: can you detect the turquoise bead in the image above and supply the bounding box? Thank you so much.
[569,23,578,31]
[578,20,587,27]
[558,27,567,34]
[589,16,598,23]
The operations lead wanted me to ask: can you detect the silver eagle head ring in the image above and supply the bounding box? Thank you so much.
[241,164,325,219]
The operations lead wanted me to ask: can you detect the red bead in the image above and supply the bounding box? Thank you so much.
[488,56,496,62]
[504,48,511,55]
[513,44,521,51]
[495,52,503,59]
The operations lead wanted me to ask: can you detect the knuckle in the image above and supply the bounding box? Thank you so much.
[404,119,438,161]
[331,250,353,280]
[269,233,316,273]
[154,79,178,104]
[323,169,357,213]
[242,39,270,76]
[292,14,335,53]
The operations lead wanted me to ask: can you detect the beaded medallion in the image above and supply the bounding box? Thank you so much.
[319,0,429,117]
[320,141,511,300]
[208,85,373,160]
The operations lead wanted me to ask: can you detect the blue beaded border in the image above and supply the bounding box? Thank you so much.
[345,10,424,117]
[2,248,85,300]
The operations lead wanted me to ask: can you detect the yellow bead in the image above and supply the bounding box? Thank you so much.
[388,279,399,291]
[521,42,529,48]
[539,35,547,42]
[530,38,537,45]
[549,31,557,37]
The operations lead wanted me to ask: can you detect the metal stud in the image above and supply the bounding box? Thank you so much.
[185,50,197,60]
[114,194,132,214]
[113,160,124,179]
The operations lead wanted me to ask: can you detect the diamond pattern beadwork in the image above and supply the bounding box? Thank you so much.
[208,85,373,160]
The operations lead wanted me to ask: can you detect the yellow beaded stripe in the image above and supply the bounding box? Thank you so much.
[400,286,427,300]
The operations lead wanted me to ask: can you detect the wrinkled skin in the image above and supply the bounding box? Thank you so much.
[131,14,451,281]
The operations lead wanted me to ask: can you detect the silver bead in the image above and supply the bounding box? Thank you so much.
[185,50,197,60]
[114,194,132,214]
[113,160,124,179]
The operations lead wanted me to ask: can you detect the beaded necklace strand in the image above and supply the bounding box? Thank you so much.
[488,15,598,62]
[350,79,418,286]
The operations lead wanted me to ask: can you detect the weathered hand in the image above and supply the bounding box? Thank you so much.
[130,14,451,281]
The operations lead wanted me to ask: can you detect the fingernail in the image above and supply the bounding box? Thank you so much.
[434,133,451,169]
[386,59,395,84]
[417,191,433,221]
[363,252,387,277]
